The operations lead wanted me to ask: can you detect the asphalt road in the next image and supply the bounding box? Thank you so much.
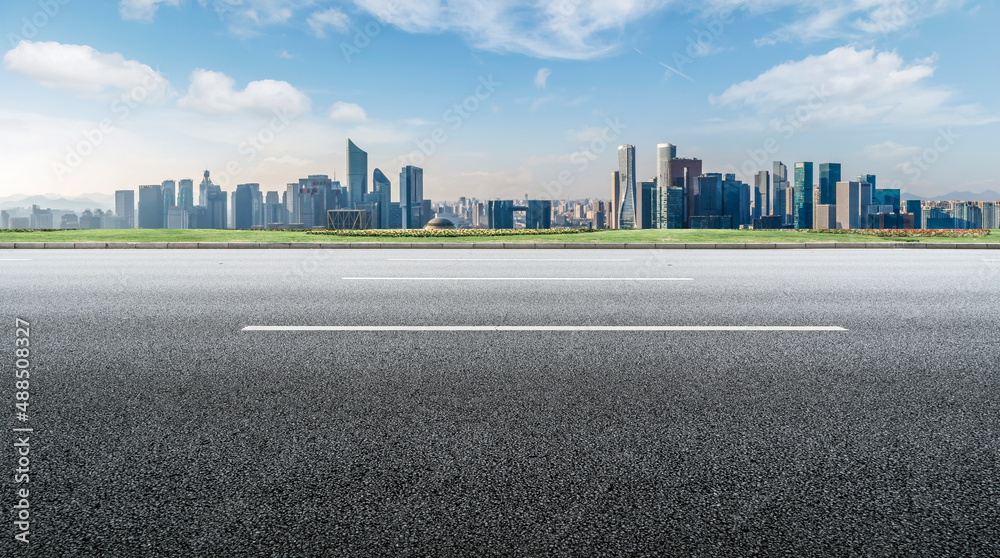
[1,249,998,556]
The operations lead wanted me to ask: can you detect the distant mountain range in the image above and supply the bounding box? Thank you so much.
[0,193,115,212]
[902,190,1000,202]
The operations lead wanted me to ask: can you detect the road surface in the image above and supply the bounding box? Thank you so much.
[1,249,998,556]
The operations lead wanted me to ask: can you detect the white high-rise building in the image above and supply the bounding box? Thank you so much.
[617,144,637,229]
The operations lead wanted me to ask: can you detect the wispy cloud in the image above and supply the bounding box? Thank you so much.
[308,7,351,38]
[534,68,552,89]
[119,0,180,21]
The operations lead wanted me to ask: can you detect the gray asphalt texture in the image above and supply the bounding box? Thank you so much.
[1,249,999,557]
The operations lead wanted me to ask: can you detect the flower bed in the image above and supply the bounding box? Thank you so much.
[307,228,593,238]
[811,229,991,238]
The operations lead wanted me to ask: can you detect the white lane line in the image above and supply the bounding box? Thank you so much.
[244,326,847,332]
[0,259,31,261]
[343,277,691,281]
[386,258,632,262]
[983,259,1000,262]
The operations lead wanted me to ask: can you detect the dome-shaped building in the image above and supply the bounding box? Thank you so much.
[424,217,456,230]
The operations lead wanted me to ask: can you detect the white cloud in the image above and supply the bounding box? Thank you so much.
[711,46,992,127]
[177,69,312,117]
[351,0,671,60]
[308,8,351,38]
[529,94,558,112]
[329,102,368,123]
[276,49,296,59]
[567,125,606,143]
[738,0,968,46]
[200,0,312,34]
[2,41,174,103]
[864,141,921,159]
[120,0,180,21]
[534,68,552,89]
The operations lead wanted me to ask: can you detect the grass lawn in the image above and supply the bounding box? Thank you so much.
[0,229,995,244]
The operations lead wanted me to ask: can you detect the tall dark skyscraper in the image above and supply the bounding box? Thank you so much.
[347,138,368,209]
[905,199,923,228]
[819,163,841,205]
[526,200,552,229]
[772,161,788,219]
[793,162,814,229]
[669,157,702,228]
[400,165,424,228]
[234,183,262,229]
[695,173,723,217]
[722,174,750,229]
[138,185,164,229]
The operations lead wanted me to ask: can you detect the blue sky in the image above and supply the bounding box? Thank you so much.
[1,0,996,202]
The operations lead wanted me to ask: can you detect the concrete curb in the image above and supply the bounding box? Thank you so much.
[2,241,998,250]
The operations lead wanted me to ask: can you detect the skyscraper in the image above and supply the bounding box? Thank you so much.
[754,171,770,220]
[198,170,214,206]
[617,144,637,229]
[656,143,677,228]
[772,161,788,220]
[115,189,135,229]
[639,180,656,229]
[819,163,842,205]
[347,138,368,209]
[161,180,176,225]
[671,157,703,228]
[835,181,872,230]
[722,174,750,229]
[372,168,392,229]
[296,175,335,229]
[611,171,620,229]
[400,165,424,228]
[178,179,194,210]
[234,183,262,229]
[526,200,552,229]
[138,185,164,229]
[694,174,723,217]
[905,199,923,229]
[793,162,814,229]
[284,183,301,225]
[205,185,227,229]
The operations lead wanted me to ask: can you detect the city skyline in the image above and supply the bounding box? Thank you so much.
[1,1,998,202]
